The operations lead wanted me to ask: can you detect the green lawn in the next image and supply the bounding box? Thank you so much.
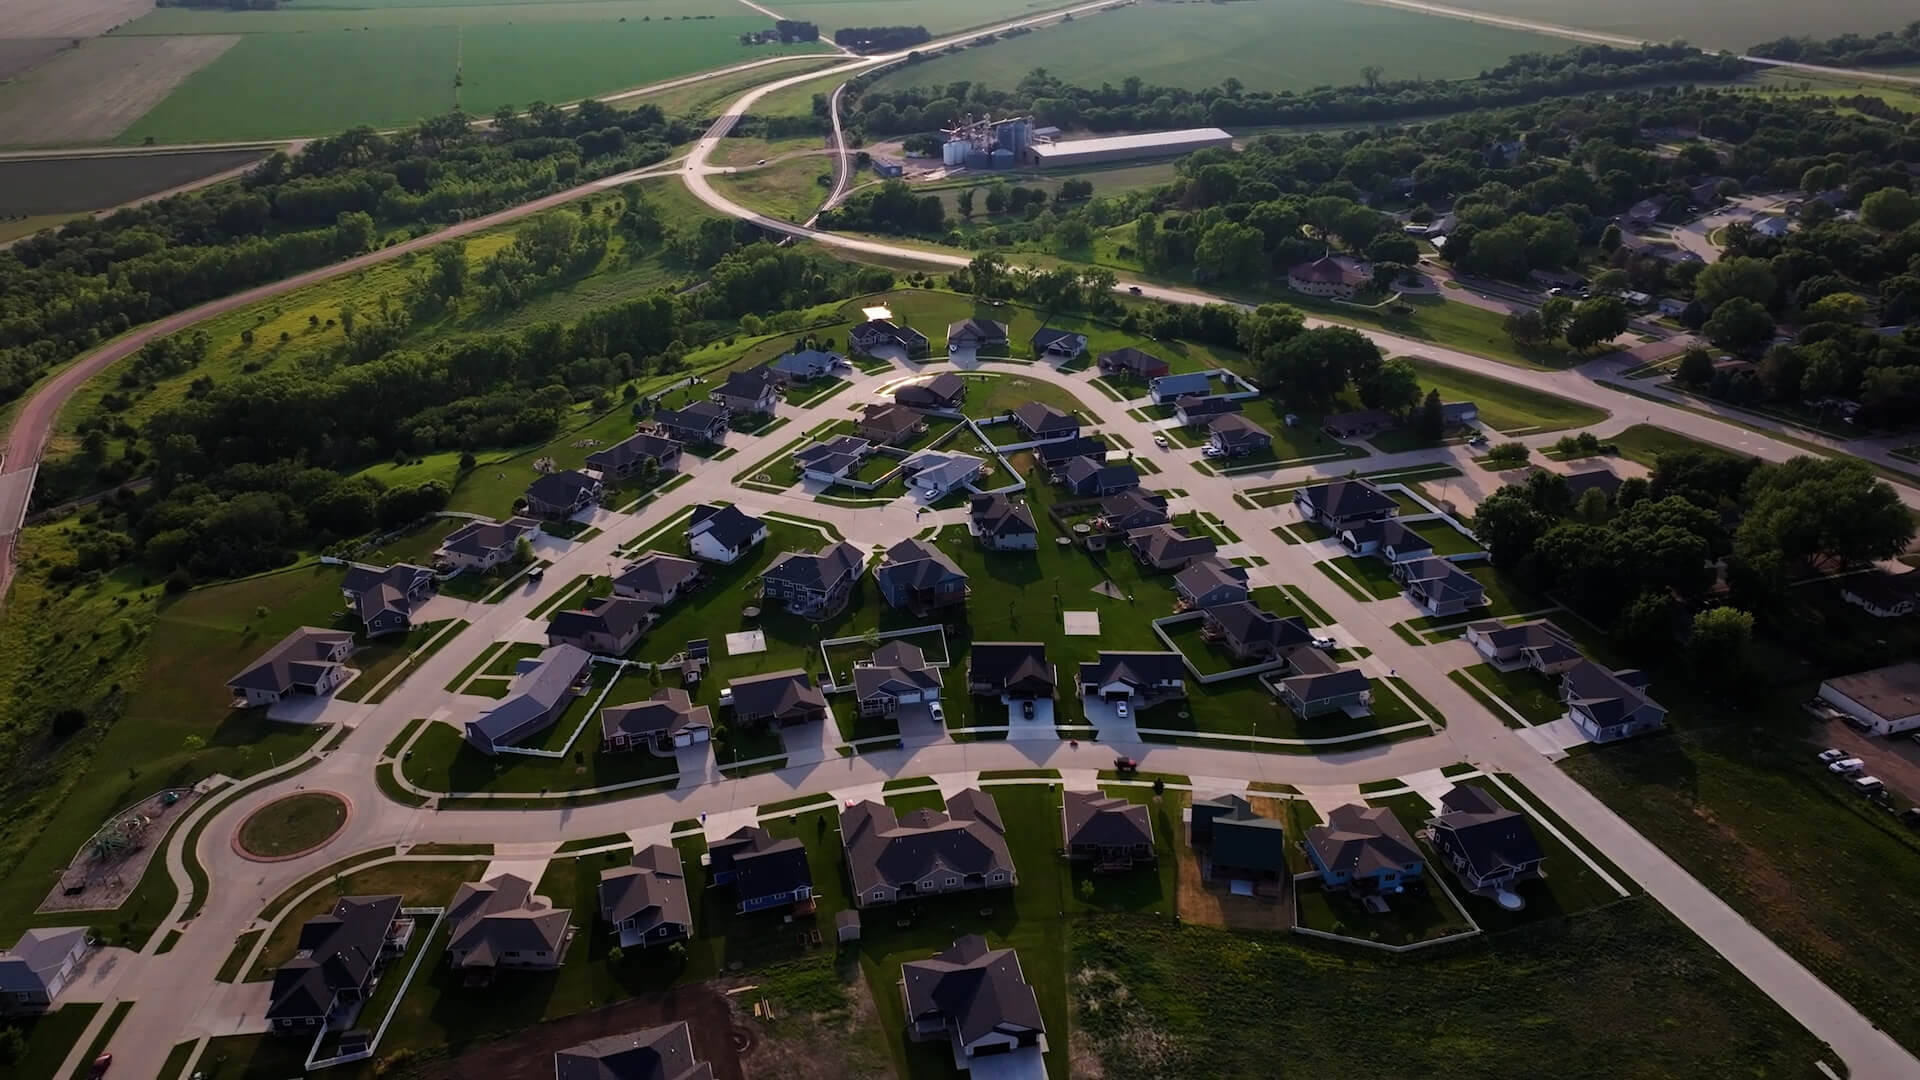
[1070,899,1829,1077]
[961,372,1096,423]
[6,1001,100,1080]
[250,860,485,980]
[481,641,546,678]
[235,792,348,858]
[1403,357,1609,435]
[1452,663,1565,727]
[863,0,1560,93]
[335,619,455,702]
[1293,875,1472,946]
[401,707,678,796]
[718,153,835,223]
[1323,555,1403,600]
[1607,423,1741,469]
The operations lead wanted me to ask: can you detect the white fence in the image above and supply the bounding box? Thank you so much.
[491,656,636,760]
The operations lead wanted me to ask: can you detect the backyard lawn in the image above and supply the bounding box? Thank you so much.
[1293,875,1472,946]
[1451,663,1565,727]
[1323,555,1403,600]
[249,860,485,980]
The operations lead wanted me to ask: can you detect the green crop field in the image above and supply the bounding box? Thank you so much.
[778,0,1080,37]
[866,0,1563,95]
[110,2,827,143]
[0,149,265,216]
[1432,0,1915,51]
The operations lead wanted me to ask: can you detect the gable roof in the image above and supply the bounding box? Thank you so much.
[1280,667,1371,704]
[902,450,985,492]
[1203,601,1310,650]
[877,538,968,592]
[614,552,702,601]
[554,1022,714,1080]
[0,926,86,990]
[763,541,865,592]
[901,935,1045,1046]
[598,845,691,932]
[1098,346,1165,374]
[1289,254,1366,285]
[1037,435,1108,466]
[1208,413,1270,447]
[1561,660,1659,727]
[588,431,681,472]
[1099,488,1169,523]
[1342,518,1433,554]
[967,641,1055,695]
[601,687,712,742]
[1013,402,1077,436]
[445,874,570,968]
[948,318,1008,343]
[228,627,354,695]
[859,402,922,435]
[727,668,827,718]
[1400,558,1484,603]
[1431,784,1546,879]
[1563,468,1623,500]
[1306,805,1421,877]
[715,366,781,400]
[1150,372,1213,398]
[1469,618,1576,659]
[548,595,655,645]
[852,319,926,347]
[841,789,1014,895]
[1126,523,1217,565]
[708,826,812,900]
[1199,797,1289,872]
[340,562,433,626]
[526,469,601,510]
[1063,455,1137,490]
[687,504,763,551]
[1175,557,1249,599]
[795,435,871,471]
[896,372,966,406]
[470,643,592,746]
[770,348,843,377]
[439,516,537,559]
[1031,327,1088,352]
[1298,478,1396,518]
[266,894,401,1021]
[1063,789,1154,848]
[653,401,729,433]
[1173,393,1240,417]
[970,493,1037,537]
[1077,651,1185,691]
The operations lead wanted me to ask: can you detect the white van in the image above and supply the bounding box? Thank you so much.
[1850,776,1885,796]
[1827,758,1866,775]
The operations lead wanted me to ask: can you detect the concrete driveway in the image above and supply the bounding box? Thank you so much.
[1004,696,1054,740]
[779,718,844,765]
[1080,695,1140,742]
[896,702,947,744]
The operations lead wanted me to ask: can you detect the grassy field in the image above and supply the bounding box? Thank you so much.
[7,1001,100,1080]
[716,152,835,223]
[1606,422,1739,469]
[1403,357,1608,435]
[866,0,1562,94]
[235,791,348,857]
[1070,898,1828,1077]
[777,0,1083,37]
[0,148,265,216]
[249,859,484,979]
[1437,0,1914,50]
[113,6,828,143]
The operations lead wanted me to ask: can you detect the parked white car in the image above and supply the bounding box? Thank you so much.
[1115,701,1130,719]
[927,701,944,723]
[1153,434,1169,449]
[1851,776,1885,795]
[1827,758,1865,775]
[1201,446,1224,458]
[1817,748,1847,764]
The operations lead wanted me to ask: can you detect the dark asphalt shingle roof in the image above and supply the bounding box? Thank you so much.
[901,935,1046,1046]
[840,788,1014,895]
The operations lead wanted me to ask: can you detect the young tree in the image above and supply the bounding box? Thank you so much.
[1485,441,1531,468]
[1415,388,1445,442]
[956,187,976,219]
[1504,309,1546,346]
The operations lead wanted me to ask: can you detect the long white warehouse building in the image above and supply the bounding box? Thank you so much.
[1029,127,1234,168]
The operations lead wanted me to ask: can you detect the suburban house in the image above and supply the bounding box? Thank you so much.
[727,669,829,728]
[1062,790,1155,869]
[1276,668,1373,718]
[1061,456,1137,497]
[852,318,930,358]
[1188,794,1287,889]
[853,640,943,718]
[228,627,355,707]
[769,347,846,382]
[1321,409,1397,439]
[710,367,781,415]
[1174,557,1250,609]
[1395,557,1487,617]
[1148,372,1211,405]
[523,469,603,520]
[1287,254,1367,299]
[1340,519,1434,563]
[546,595,654,655]
[1077,651,1187,708]
[901,450,984,499]
[1424,785,1546,902]
[794,435,872,484]
[947,318,1009,352]
[1560,660,1667,742]
[895,373,967,411]
[435,516,540,574]
[969,493,1038,551]
[598,845,692,949]
[651,401,730,445]
[1096,489,1170,533]
[1035,435,1107,470]
[858,402,926,446]
[1818,661,1920,736]
[1125,524,1218,571]
[707,827,813,914]
[1201,601,1310,662]
[1293,478,1397,529]
[1029,326,1088,361]
[1098,347,1168,379]
[901,936,1047,1071]
[1465,619,1582,674]
[1840,568,1920,619]
[840,789,1016,907]
[1207,414,1272,458]
[264,894,404,1033]
[586,430,682,480]
[966,642,1056,700]
[1441,401,1479,426]
[687,503,767,565]
[1305,805,1425,896]
[553,1023,710,1080]
[322,568,432,640]
[1012,402,1080,442]
[0,926,87,1013]
[601,687,712,754]
[463,643,592,754]
[876,538,970,613]
[1564,468,1623,503]
[761,541,866,617]
[1174,393,1241,427]
[613,551,702,606]
[444,874,571,975]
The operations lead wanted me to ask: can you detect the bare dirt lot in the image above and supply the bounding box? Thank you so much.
[0,0,154,40]
[0,146,261,214]
[0,36,72,79]
[0,33,235,146]
[1171,794,1296,932]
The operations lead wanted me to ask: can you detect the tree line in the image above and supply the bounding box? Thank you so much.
[1749,21,1920,68]
[835,26,930,53]
[0,102,695,407]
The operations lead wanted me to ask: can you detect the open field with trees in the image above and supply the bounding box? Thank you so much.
[866,0,1562,94]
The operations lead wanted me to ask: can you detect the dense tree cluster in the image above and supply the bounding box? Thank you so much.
[835,26,930,53]
[1748,22,1920,68]
[0,103,691,406]
[848,44,1747,136]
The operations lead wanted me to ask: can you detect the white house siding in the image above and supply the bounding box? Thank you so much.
[1818,683,1920,735]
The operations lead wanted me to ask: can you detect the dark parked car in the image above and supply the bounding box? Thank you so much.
[1021,699,1035,720]
[1113,756,1138,773]
[1900,807,1920,829]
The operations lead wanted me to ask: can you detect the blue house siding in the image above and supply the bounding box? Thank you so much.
[1306,845,1423,891]
[739,885,812,913]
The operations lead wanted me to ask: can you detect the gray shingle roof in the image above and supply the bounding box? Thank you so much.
[1342,518,1433,554]
[601,688,711,743]
[901,935,1046,1046]
[1561,660,1658,727]
[614,552,701,603]
[1063,790,1154,848]
[1014,402,1077,437]
[708,827,812,902]
[1202,602,1310,651]
[1307,805,1421,877]
[727,669,827,720]
[547,595,655,646]
[554,1022,713,1080]
[470,643,591,747]
[587,431,681,473]
[439,516,536,559]
[1431,784,1546,880]
[840,788,1014,895]
[598,845,690,934]
[266,895,400,1021]
[967,642,1055,696]
[1076,651,1185,693]
[763,542,865,592]
[687,504,763,552]
[970,493,1037,537]
[228,627,354,695]
[1298,477,1396,519]
[445,874,571,969]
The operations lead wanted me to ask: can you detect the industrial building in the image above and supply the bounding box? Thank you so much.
[940,114,1033,171]
[1029,128,1234,168]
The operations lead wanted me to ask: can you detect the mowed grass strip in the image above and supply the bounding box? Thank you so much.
[1403,357,1608,435]
[249,860,485,980]
[236,792,349,858]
